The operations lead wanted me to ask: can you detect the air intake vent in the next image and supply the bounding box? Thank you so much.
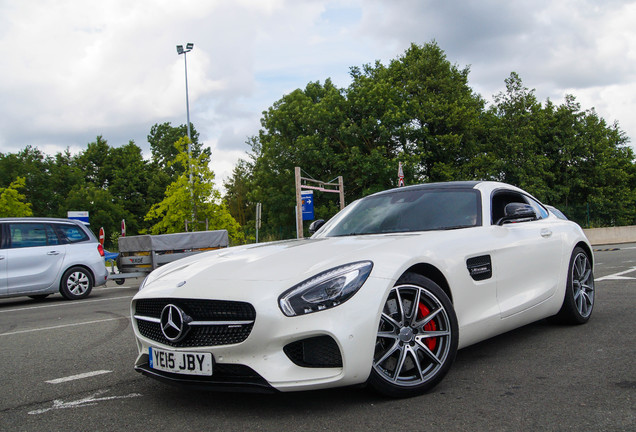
[284,336,343,368]
[466,255,492,281]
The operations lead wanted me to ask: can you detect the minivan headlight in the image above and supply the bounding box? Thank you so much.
[278,261,373,317]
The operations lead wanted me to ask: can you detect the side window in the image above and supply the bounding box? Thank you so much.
[491,191,527,225]
[46,225,60,245]
[54,224,89,243]
[524,196,549,220]
[9,223,49,248]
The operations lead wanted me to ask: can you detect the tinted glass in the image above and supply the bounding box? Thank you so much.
[525,196,549,219]
[321,189,481,237]
[9,223,49,248]
[46,225,60,245]
[55,223,89,243]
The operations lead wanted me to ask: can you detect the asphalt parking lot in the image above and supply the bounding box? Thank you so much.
[0,244,634,431]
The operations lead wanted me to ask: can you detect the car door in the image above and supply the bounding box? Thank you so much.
[6,222,67,294]
[489,191,564,318]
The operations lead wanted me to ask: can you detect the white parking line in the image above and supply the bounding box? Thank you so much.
[0,295,133,314]
[28,389,142,415]
[596,267,636,281]
[0,316,130,337]
[46,370,112,384]
[99,285,137,291]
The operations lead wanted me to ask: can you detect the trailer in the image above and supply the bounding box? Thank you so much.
[107,230,229,285]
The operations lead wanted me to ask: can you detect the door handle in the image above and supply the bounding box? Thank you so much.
[47,251,61,255]
[540,229,552,238]
[0,256,4,260]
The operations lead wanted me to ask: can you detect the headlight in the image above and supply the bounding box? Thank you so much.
[278,261,373,317]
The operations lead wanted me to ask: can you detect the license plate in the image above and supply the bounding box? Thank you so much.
[149,347,213,376]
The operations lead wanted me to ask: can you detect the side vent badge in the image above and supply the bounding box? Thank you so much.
[466,255,492,281]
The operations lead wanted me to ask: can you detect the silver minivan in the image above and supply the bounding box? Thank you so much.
[0,218,108,300]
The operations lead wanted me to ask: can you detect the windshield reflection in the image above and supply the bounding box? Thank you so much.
[315,188,481,237]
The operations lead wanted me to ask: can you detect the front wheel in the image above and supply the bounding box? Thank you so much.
[59,267,93,300]
[368,273,458,398]
[553,247,595,324]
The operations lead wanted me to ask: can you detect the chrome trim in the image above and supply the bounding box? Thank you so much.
[134,315,253,326]
[134,315,161,323]
[189,320,254,326]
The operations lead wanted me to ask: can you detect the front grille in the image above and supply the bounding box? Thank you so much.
[284,336,343,368]
[136,298,255,320]
[135,298,255,347]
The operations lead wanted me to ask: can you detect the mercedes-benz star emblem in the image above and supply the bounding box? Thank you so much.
[160,304,191,342]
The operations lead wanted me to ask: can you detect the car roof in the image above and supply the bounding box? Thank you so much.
[0,217,85,224]
[370,181,482,197]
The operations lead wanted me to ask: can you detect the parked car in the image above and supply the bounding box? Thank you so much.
[0,218,108,300]
[131,181,594,397]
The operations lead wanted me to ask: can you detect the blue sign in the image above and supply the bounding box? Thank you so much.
[301,190,314,221]
[67,211,89,224]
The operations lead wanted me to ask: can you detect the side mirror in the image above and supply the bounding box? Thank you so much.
[497,203,537,225]
[308,219,325,234]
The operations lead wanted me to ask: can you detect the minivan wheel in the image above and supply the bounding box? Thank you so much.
[60,267,93,300]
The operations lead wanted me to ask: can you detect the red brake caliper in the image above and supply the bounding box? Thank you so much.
[417,303,437,351]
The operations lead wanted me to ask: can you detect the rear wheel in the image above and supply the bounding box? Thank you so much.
[553,247,595,324]
[59,267,93,300]
[368,273,458,398]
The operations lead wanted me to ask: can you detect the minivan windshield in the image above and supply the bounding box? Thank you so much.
[316,188,481,237]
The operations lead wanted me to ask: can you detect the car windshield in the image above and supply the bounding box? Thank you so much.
[317,188,481,237]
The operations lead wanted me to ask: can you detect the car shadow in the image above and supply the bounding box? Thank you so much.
[139,318,572,415]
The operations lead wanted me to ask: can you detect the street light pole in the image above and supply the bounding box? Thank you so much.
[177,42,196,225]
[176,43,194,154]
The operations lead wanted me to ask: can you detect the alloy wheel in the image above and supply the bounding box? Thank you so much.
[373,284,453,387]
[572,252,594,318]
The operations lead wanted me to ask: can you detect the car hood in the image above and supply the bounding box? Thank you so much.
[145,235,415,287]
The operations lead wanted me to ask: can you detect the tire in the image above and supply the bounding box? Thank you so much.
[115,279,125,285]
[552,247,595,324]
[28,294,50,301]
[59,266,93,300]
[368,273,458,398]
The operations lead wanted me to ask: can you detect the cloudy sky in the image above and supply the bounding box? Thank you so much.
[1,0,634,188]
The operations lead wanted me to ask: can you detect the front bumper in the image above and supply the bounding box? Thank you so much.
[131,276,389,392]
[134,359,276,393]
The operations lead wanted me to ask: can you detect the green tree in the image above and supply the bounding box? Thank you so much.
[237,42,488,239]
[223,160,254,230]
[145,138,243,242]
[489,74,635,226]
[0,177,33,217]
[76,136,111,188]
[47,149,85,217]
[0,146,56,216]
[65,184,127,249]
[148,122,209,179]
[487,72,552,196]
[106,140,167,235]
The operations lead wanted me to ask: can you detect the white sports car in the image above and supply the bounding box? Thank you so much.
[131,181,595,397]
